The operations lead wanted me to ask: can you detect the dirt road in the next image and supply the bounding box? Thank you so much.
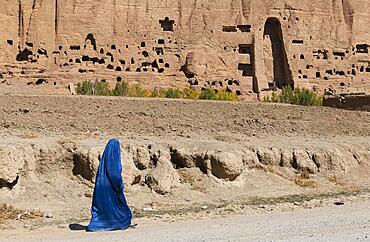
[1,200,369,242]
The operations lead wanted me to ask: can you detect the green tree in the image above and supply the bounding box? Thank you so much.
[163,88,183,99]
[76,80,94,95]
[95,81,112,96]
[113,82,129,96]
[199,88,217,100]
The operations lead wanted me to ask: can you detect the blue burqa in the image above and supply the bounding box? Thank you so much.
[87,139,132,231]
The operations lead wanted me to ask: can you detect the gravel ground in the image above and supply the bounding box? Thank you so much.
[0,200,369,242]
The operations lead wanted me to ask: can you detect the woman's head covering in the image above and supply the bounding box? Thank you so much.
[87,139,132,231]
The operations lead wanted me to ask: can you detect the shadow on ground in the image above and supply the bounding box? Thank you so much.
[69,224,87,231]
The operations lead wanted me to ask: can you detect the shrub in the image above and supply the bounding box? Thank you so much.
[182,88,200,99]
[198,88,239,101]
[127,84,146,97]
[75,81,239,101]
[76,80,111,96]
[113,82,129,96]
[150,88,166,98]
[95,81,111,96]
[199,88,217,100]
[76,80,94,95]
[215,89,239,101]
[163,88,183,99]
[263,86,323,106]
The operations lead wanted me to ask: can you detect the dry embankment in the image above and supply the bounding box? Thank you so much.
[0,94,369,228]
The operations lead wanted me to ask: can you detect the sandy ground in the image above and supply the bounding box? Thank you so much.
[0,199,369,242]
[0,94,369,240]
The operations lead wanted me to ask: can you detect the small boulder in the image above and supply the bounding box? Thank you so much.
[145,153,179,194]
[121,147,141,186]
[72,146,102,182]
[0,145,36,181]
[293,149,318,174]
[351,149,370,165]
[169,147,196,169]
[257,147,281,166]
[208,151,244,181]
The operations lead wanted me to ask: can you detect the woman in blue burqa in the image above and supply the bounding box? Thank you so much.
[87,139,132,231]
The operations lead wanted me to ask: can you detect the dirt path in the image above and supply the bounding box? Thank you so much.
[1,200,369,242]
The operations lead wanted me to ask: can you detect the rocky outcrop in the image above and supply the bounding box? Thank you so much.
[292,149,318,174]
[0,146,33,181]
[145,152,180,195]
[208,151,244,181]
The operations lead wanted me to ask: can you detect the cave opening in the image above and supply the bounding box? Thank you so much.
[263,17,292,88]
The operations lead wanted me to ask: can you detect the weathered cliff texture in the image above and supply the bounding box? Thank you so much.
[0,0,370,97]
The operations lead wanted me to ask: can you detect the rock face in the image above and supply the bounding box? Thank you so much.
[0,0,370,97]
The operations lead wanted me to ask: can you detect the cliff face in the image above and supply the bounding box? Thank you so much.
[0,0,369,96]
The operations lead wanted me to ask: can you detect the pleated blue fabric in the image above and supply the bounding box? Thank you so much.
[87,139,132,231]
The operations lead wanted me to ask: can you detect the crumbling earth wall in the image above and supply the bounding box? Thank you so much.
[1,138,369,196]
[0,0,370,98]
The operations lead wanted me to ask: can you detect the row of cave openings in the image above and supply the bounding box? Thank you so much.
[4,15,370,92]
[6,15,176,65]
[5,16,259,94]
[295,44,369,61]
[62,33,173,74]
[296,45,370,81]
[10,31,177,75]
[298,64,370,81]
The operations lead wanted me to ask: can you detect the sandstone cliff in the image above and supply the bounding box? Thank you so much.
[0,0,369,97]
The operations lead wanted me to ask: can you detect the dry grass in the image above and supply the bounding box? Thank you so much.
[178,170,193,184]
[19,132,39,139]
[294,172,319,188]
[295,178,319,188]
[328,175,347,186]
[178,169,207,193]
[265,166,317,188]
[0,204,22,224]
[0,204,44,224]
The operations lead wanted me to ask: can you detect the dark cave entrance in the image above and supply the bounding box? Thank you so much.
[263,17,292,88]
